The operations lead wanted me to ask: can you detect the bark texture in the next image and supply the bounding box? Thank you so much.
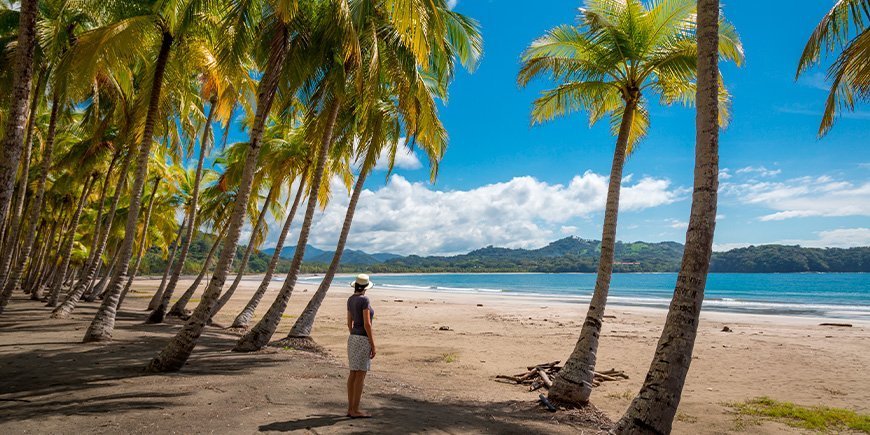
[146,31,288,371]
[548,97,637,406]
[147,219,184,310]
[233,98,340,352]
[614,2,720,433]
[83,33,173,343]
[232,177,305,329]
[0,0,37,241]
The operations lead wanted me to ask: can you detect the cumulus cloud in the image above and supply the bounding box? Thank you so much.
[300,172,683,255]
[373,138,422,171]
[722,174,870,221]
[446,0,458,9]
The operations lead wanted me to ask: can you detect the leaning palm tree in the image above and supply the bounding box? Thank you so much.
[0,0,37,241]
[145,0,318,371]
[797,0,870,136]
[615,0,724,431]
[517,0,743,405]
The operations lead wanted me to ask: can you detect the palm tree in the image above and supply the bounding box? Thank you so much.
[0,0,37,242]
[797,0,870,136]
[517,0,742,405]
[235,0,480,352]
[82,0,209,342]
[145,0,313,371]
[614,0,723,431]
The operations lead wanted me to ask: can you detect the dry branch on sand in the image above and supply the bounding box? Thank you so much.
[497,361,629,391]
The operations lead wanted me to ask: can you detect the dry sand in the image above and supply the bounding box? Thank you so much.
[1,275,867,434]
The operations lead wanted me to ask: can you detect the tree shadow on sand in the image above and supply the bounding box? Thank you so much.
[258,394,612,434]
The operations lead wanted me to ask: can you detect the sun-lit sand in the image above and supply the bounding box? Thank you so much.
[1,275,867,433]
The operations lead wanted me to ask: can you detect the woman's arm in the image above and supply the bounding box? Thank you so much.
[347,310,353,333]
[362,308,375,359]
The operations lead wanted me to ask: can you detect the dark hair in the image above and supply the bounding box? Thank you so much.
[354,283,367,292]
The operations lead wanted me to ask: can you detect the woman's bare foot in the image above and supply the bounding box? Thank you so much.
[348,411,371,418]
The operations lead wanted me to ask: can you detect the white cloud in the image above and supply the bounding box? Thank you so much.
[302,172,683,255]
[373,138,422,171]
[719,168,732,180]
[446,0,458,9]
[714,228,870,251]
[721,174,870,221]
[776,228,870,248]
[665,218,688,229]
[735,166,781,177]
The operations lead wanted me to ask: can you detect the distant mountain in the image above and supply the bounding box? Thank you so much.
[262,244,327,262]
[308,249,383,266]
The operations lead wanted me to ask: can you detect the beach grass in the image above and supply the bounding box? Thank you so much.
[441,352,458,363]
[729,397,870,433]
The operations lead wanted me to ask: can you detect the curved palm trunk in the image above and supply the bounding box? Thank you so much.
[208,184,278,320]
[147,102,214,323]
[26,218,56,297]
[234,98,341,353]
[0,70,41,280]
[0,91,60,314]
[83,33,174,343]
[88,246,120,301]
[117,177,161,310]
[70,148,132,304]
[232,176,306,328]
[147,219,185,310]
[146,32,289,372]
[169,221,228,316]
[46,174,97,307]
[286,167,369,338]
[78,149,121,287]
[0,0,37,239]
[548,97,638,405]
[614,4,720,433]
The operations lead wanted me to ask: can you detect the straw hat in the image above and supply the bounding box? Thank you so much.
[350,273,374,291]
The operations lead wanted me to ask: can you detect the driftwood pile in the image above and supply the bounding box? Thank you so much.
[496,361,629,391]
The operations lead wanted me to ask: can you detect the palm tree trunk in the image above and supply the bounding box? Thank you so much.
[232,176,306,328]
[147,218,185,310]
[208,183,278,320]
[117,177,162,309]
[233,98,341,353]
[168,221,228,316]
[70,146,132,301]
[22,220,47,292]
[548,97,638,405]
[0,70,42,280]
[28,216,61,299]
[78,149,121,288]
[146,30,289,371]
[286,165,369,339]
[0,90,59,314]
[83,32,174,343]
[0,0,37,239]
[614,3,720,432]
[147,100,214,323]
[87,246,120,302]
[46,173,97,307]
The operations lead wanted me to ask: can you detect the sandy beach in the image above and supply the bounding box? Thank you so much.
[1,276,867,434]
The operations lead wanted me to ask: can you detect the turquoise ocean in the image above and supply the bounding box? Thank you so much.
[295,273,870,320]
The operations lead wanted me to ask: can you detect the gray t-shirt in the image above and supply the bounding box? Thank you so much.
[347,294,374,336]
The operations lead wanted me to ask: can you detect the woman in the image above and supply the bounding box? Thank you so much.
[346,274,375,418]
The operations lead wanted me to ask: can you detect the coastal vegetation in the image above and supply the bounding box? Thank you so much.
[729,397,870,433]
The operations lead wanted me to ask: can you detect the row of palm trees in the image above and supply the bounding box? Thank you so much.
[0,0,865,432]
[0,0,481,365]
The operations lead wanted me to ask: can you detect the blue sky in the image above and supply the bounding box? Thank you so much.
[232,0,869,255]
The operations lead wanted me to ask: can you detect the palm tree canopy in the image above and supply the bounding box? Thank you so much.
[518,0,743,151]
[797,0,870,136]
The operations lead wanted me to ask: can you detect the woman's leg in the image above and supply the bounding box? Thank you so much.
[352,371,368,415]
[347,371,355,415]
